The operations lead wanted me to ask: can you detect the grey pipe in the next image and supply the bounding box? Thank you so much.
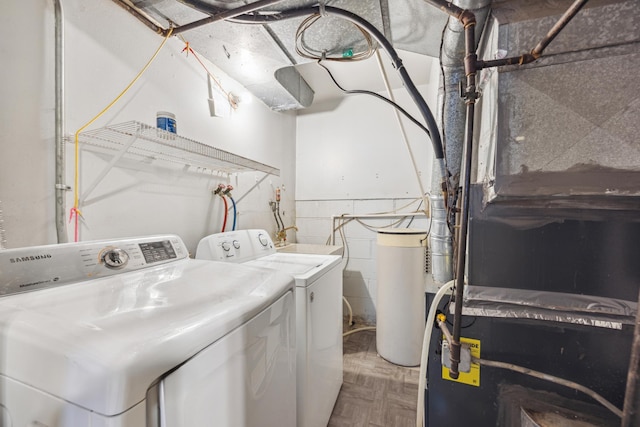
[53,0,68,244]
[0,200,6,250]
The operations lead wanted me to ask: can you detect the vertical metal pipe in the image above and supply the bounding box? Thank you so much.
[0,200,7,250]
[428,0,490,287]
[622,287,640,427]
[53,0,68,244]
[449,21,478,380]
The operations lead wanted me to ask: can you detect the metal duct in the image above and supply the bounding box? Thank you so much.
[429,194,453,283]
[478,0,640,208]
[428,0,490,285]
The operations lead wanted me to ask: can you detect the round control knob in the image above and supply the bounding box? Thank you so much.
[258,234,269,247]
[221,241,231,252]
[102,248,129,269]
[233,240,241,249]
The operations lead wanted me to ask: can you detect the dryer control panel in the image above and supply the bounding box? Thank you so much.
[196,229,275,263]
[0,235,188,296]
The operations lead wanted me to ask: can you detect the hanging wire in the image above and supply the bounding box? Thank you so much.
[178,35,238,110]
[295,13,375,61]
[71,27,174,242]
[316,60,432,137]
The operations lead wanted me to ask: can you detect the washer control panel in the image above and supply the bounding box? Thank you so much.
[0,235,188,296]
[196,229,275,263]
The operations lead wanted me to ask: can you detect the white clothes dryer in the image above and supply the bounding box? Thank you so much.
[0,235,296,427]
[196,229,343,427]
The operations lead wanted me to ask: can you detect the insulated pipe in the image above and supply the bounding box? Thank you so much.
[53,0,68,243]
[622,287,640,426]
[227,7,445,169]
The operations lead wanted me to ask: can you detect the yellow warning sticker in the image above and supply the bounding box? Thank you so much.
[442,337,481,387]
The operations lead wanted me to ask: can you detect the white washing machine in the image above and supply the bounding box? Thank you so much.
[0,235,296,427]
[196,229,343,427]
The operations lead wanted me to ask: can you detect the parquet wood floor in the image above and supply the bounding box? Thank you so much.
[328,329,420,427]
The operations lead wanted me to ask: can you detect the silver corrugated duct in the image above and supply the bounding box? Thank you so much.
[53,0,68,244]
[429,194,452,283]
[428,0,490,285]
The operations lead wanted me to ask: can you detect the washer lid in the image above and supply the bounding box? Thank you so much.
[0,259,294,417]
[245,253,341,285]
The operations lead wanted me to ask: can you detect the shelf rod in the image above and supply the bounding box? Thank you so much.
[79,132,139,205]
[233,172,271,207]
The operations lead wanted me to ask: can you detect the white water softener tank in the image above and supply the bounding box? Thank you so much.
[376,229,428,366]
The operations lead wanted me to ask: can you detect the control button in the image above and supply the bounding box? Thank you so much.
[221,242,231,252]
[258,234,268,247]
[233,240,240,249]
[102,248,129,269]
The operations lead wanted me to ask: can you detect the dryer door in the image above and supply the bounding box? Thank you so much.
[153,291,296,427]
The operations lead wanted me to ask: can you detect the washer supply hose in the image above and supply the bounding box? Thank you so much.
[230,196,237,231]
[416,281,455,427]
[219,194,228,232]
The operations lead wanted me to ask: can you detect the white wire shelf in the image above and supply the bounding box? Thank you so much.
[72,121,280,176]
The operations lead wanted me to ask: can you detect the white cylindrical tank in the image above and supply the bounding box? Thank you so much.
[376,228,428,366]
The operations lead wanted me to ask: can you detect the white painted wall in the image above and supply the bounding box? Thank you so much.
[0,0,296,253]
[295,61,441,324]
